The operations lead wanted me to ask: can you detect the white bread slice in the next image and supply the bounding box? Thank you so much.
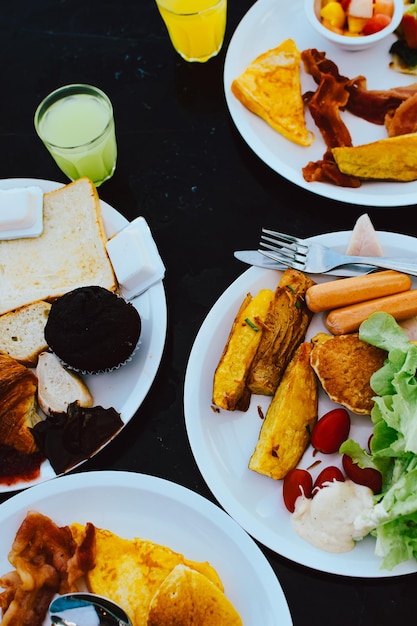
[0,177,117,315]
[0,300,51,367]
[36,351,93,415]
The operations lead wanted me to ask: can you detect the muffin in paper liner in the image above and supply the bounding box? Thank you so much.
[44,285,141,375]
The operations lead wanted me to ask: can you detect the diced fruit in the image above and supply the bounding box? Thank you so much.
[342,454,382,493]
[283,468,313,513]
[312,466,345,494]
[362,13,392,35]
[348,15,369,33]
[320,1,346,29]
[311,408,351,454]
[373,0,394,17]
[348,0,373,18]
[319,0,392,37]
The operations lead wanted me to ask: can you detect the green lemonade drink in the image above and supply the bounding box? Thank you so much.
[35,85,117,186]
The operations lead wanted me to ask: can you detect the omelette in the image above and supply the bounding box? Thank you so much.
[70,523,238,626]
[231,38,314,147]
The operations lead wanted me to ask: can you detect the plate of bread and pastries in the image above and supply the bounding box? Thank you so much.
[224,0,417,207]
[0,471,292,626]
[0,178,167,493]
[184,215,417,577]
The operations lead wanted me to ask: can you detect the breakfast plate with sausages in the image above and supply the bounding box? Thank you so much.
[224,0,417,206]
[184,229,417,577]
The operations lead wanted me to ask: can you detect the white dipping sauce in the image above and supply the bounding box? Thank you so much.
[291,479,375,553]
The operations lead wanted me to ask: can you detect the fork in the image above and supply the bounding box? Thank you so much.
[259,229,417,276]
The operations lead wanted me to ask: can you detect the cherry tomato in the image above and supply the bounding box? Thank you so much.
[311,408,351,454]
[342,454,382,494]
[362,13,392,35]
[312,466,345,495]
[283,469,313,513]
[341,0,351,10]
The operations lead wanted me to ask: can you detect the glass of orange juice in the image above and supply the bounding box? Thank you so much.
[34,84,117,187]
[155,0,227,63]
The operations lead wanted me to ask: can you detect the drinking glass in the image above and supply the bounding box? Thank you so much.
[155,0,227,63]
[34,84,117,187]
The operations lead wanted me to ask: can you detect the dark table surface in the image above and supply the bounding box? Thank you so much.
[1,1,417,624]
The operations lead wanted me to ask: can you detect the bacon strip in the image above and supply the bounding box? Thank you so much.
[0,512,95,626]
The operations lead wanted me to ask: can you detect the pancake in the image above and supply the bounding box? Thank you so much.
[310,332,386,415]
[231,38,314,147]
[147,564,243,626]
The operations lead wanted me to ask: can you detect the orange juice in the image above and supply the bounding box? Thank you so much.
[156,0,227,62]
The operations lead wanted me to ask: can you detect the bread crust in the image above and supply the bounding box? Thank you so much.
[0,178,117,316]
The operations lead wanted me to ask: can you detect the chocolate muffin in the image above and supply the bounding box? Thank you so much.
[44,286,141,373]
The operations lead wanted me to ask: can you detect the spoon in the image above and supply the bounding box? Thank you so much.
[49,592,133,626]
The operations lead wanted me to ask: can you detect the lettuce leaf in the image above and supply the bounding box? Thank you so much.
[344,312,417,569]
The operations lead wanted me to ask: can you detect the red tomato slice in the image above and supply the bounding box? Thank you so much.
[342,454,382,493]
[362,13,391,35]
[283,468,313,513]
[312,466,345,495]
[311,408,351,454]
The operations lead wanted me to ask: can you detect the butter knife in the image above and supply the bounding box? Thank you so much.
[234,250,375,278]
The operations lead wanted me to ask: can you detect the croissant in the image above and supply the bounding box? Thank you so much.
[0,352,43,454]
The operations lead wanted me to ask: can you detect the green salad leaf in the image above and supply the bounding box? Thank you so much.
[341,312,417,569]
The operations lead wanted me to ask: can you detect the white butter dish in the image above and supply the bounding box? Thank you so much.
[106,216,165,299]
[0,186,44,239]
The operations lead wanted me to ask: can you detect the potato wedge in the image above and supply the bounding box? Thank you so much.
[247,268,314,396]
[212,288,274,411]
[249,342,318,480]
[332,133,417,181]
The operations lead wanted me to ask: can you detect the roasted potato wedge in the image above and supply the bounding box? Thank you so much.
[247,268,314,396]
[212,288,274,411]
[332,133,417,181]
[249,342,318,480]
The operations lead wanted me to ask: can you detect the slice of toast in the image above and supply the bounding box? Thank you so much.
[0,301,51,367]
[0,178,117,315]
[231,38,314,147]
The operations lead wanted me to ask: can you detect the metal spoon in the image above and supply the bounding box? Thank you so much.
[49,592,132,626]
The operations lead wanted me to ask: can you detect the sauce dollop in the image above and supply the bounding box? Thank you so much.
[291,479,374,553]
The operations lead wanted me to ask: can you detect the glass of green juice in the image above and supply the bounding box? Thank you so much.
[34,84,117,187]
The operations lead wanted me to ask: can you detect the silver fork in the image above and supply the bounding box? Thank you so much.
[259,229,417,276]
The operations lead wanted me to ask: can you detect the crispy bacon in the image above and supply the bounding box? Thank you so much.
[306,74,353,149]
[0,511,95,626]
[302,49,408,126]
[385,92,417,136]
[302,155,361,188]
[345,78,409,125]
[300,49,417,186]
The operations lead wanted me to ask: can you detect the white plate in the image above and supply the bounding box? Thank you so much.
[0,470,292,626]
[184,231,417,577]
[0,178,167,493]
[224,0,417,207]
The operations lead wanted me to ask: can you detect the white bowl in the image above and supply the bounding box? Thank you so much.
[305,0,404,51]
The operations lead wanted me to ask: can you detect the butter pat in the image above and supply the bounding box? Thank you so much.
[0,186,44,239]
[106,216,165,299]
